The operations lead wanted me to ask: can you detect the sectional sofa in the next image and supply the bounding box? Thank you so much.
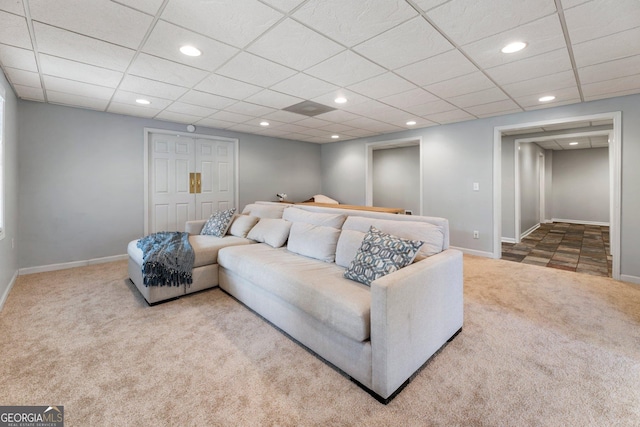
[128,202,464,402]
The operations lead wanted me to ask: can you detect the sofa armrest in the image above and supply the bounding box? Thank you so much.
[185,220,207,235]
[370,249,463,399]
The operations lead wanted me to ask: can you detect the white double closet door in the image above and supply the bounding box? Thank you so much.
[149,132,236,233]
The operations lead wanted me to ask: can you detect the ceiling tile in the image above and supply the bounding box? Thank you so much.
[262,109,307,123]
[111,90,173,109]
[194,117,236,129]
[515,86,581,108]
[424,108,476,124]
[0,10,31,49]
[0,44,37,71]
[582,74,640,100]
[305,50,386,87]
[413,0,449,12]
[3,67,41,87]
[142,20,239,71]
[447,87,509,108]
[405,99,457,116]
[33,23,135,72]
[216,52,297,87]
[208,110,254,124]
[111,0,165,15]
[244,89,304,109]
[461,14,566,69]
[342,128,378,138]
[40,54,123,88]
[271,123,312,133]
[43,75,115,99]
[578,55,640,85]
[302,110,358,124]
[119,75,188,99]
[379,87,439,109]
[348,72,417,99]
[129,53,209,88]
[466,99,522,117]
[486,49,572,86]
[260,0,306,13]
[165,101,217,117]
[317,123,357,133]
[561,0,591,8]
[501,70,577,98]
[0,0,24,15]
[353,16,453,70]
[426,0,557,45]
[46,90,109,110]
[424,71,496,99]
[195,74,263,100]
[161,0,283,48]
[154,110,201,124]
[247,18,344,71]
[13,84,44,101]
[572,27,640,68]
[395,49,477,86]
[341,99,393,117]
[293,116,332,128]
[311,89,371,108]
[564,0,640,44]
[29,0,153,49]
[224,101,277,117]
[178,90,237,110]
[270,73,338,100]
[107,101,162,118]
[293,0,417,47]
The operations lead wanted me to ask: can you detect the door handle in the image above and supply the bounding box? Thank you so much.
[189,173,196,194]
[196,173,202,194]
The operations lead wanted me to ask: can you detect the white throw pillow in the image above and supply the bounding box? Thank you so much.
[247,218,291,248]
[287,222,341,263]
[243,203,286,219]
[227,215,259,238]
[282,207,346,228]
[313,194,339,204]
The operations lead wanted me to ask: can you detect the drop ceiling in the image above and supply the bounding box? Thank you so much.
[1,0,639,143]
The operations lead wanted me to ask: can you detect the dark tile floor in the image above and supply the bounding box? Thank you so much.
[502,222,611,277]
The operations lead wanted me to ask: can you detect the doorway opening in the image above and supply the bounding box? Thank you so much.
[365,137,422,215]
[494,112,621,280]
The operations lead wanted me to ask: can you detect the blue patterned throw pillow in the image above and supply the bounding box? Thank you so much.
[344,226,424,286]
[201,208,236,237]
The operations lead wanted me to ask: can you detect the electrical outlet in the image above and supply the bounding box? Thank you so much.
[473,231,479,239]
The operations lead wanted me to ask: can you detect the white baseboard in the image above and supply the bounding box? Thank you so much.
[520,223,540,240]
[19,254,128,276]
[551,218,610,227]
[0,270,18,312]
[620,274,640,286]
[450,246,495,258]
[501,237,516,244]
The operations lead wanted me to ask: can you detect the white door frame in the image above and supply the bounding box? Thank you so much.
[143,128,239,235]
[494,112,622,280]
[365,137,423,215]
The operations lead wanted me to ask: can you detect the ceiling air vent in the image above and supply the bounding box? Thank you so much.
[282,100,336,117]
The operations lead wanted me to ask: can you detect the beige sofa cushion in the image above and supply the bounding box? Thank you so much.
[227,215,259,238]
[287,222,341,263]
[242,203,286,218]
[335,216,445,268]
[218,244,371,342]
[247,218,291,248]
[282,207,346,228]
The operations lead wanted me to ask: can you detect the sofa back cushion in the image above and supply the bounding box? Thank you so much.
[283,207,346,263]
[227,214,259,238]
[242,203,286,219]
[246,218,291,248]
[335,216,445,268]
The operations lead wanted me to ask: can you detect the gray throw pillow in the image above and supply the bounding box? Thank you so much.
[200,208,236,237]
[344,226,424,286]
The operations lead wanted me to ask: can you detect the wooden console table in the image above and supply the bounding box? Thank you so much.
[295,202,405,214]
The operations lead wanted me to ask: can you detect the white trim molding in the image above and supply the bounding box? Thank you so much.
[550,218,610,227]
[620,275,640,286]
[450,246,494,258]
[19,254,128,276]
[0,269,18,312]
[520,223,540,240]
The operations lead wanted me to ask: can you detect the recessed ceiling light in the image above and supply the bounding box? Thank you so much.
[406,120,417,126]
[180,45,201,57]
[538,95,556,102]
[501,41,527,54]
[569,142,579,146]
[331,135,340,139]
[135,99,151,105]
[260,121,269,126]
[334,97,347,104]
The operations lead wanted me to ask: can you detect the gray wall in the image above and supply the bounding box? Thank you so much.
[0,71,18,306]
[372,146,420,214]
[552,147,609,223]
[17,101,321,269]
[321,93,640,280]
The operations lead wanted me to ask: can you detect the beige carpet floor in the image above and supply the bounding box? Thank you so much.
[1,255,639,426]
